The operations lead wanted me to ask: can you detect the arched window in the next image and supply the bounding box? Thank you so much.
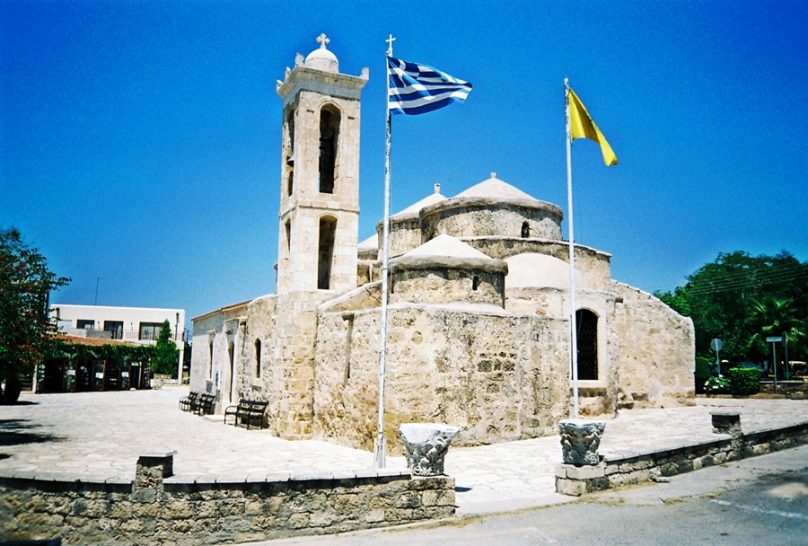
[286,110,296,196]
[521,221,530,238]
[285,220,291,253]
[318,217,337,289]
[576,309,598,380]
[254,339,262,378]
[319,106,340,193]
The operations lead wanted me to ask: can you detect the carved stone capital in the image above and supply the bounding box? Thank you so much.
[398,423,460,476]
[559,419,605,466]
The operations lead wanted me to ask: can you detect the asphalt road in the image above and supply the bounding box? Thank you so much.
[255,444,808,546]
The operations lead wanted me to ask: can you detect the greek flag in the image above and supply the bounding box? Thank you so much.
[387,56,472,115]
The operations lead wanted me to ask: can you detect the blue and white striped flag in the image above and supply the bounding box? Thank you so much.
[387,56,472,116]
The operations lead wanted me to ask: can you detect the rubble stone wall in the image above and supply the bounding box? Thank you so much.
[233,296,280,421]
[0,470,454,546]
[607,282,695,408]
[384,216,423,258]
[390,268,504,306]
[422,202,562,241]
[313,305,570,451]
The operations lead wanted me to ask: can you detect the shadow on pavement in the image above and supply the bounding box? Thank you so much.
[0,419,63,447]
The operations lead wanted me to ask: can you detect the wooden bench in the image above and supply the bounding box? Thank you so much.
[179,392,199,412]
[194,393,216,416]
[224,399,268,429]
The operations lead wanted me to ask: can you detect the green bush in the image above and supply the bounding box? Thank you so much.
[728,367,761,396]
[704,376,730,394]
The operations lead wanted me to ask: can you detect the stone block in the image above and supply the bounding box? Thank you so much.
[364,508,385,523]
[563,462,607,480]
[555,476,586,497]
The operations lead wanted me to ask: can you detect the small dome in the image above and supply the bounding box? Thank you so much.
[305,33,339,73]
[391,183,446,220]
[392,234,508,274]
[403,234,491,261]
[358,234,378,251]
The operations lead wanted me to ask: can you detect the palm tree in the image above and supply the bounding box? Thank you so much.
[747,297,806,377]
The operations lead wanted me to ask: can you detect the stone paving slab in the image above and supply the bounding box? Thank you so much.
[1,388,806,515]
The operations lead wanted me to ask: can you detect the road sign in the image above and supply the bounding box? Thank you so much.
[710,338,723,351]
[766,336,783,343]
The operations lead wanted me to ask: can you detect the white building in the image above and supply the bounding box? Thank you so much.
[50,304,186,378]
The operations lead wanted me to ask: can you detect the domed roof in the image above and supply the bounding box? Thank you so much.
[304,33,339,73]
[455,172,540,202]
[358,234,378,251]
[505,253,589,290]
[391,183,446,220]
[391,234,508,274]
[404,234,491,260]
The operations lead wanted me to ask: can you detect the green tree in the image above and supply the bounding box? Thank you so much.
[0,228,69,403]
[655,251,808,363]
[151,320,178,377]
[746,296,806,366]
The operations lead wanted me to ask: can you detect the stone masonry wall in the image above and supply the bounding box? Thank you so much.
[313,305,570,451]
[422,202,562,242]
[0,460,454,545]
[390,268,503,307]
[384,216,423,259]
[233,295,278,408]
[271,292,329,439]
[608,282,695,409]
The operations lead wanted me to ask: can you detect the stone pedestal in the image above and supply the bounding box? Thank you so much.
[559,419,605,466]
[134,451,175,499]
[398,423,460,476]
[710,411,741,437]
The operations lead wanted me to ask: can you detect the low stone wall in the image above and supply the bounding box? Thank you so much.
[555,420,808,496]
[0,453,455,545]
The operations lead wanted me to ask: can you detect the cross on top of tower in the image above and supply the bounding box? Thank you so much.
[316,33,330,49]
[385,34,396,56]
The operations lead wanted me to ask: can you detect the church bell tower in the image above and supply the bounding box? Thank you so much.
[275,34,368,296]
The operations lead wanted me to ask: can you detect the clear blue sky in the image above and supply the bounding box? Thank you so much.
[2,0,807,327]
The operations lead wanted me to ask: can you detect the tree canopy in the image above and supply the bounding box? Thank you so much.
[0,228,69,400]
[655,251,808,363]
[151,320,179,376]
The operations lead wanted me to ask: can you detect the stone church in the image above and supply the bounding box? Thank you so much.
[190,36,695,451]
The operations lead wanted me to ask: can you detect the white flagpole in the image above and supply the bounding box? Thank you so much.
[565,78,580,419]
[375,34,396,468]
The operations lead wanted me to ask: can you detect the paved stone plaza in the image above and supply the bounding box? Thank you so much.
[1,387,807,515]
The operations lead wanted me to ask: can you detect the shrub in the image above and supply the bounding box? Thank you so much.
[704,376,730,394]
[728,367,761,396]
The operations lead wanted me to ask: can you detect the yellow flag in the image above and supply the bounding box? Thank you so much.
[568,87,618,167]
